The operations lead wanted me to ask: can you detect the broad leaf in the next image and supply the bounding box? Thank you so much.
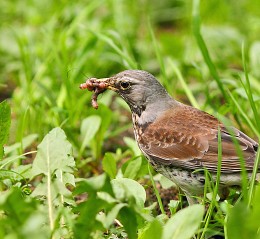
[97,192,118,204]
[75,174,109,195]
[80,115,101,152]
[73,198,105,239]
[31,127,75,204]
[31,127,75,177]
[163,204,204,239]
[102,152,117,179]
[140,218,163,239]
[124,137,141,156]
[123,156,142,179]
[0,188,48,238]
[227,201,259,239]
[111,178,146,207]
[30,128,75,234]
[118,207,138,239]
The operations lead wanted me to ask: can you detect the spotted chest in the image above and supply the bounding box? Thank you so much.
[132,113,145,142]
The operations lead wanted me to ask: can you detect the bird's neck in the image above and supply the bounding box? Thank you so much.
[131,95,179,126]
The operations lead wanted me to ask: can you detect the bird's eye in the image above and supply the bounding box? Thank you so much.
[120,81,131,90]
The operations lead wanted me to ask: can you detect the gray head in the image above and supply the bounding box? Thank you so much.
[100,70,175,116]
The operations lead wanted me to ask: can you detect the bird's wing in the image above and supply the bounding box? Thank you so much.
[139,106,258,173]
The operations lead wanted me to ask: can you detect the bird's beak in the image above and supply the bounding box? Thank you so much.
[80,77,118,92]
[94,77,118,91]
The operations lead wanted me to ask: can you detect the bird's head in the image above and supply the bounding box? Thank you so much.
[89,70,173,115]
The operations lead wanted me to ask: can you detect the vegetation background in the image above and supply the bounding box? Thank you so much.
[0,0,260,238]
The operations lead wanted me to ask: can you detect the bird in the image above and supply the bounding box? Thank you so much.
[80,69,259,204]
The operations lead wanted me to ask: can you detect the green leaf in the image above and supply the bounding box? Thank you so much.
[122,156,148,180]
[96,203,127,228]
[31,127,75,177]
[102,152,117,179]
[158,175,175,189]
[0,188,48,238]
[118,207,138,239]
[30,127,75,231]
[227,201,259,239]
[0,100,11,159]
[140,219,163,239]
[4,134,38,155]
[74,174,113,201]
[123,156,142,179]
[111,178,146,207]
[73,198,105,239]
[163,204,204,239]
[124,137,141,156]
[168,200,180,216]
[97,192,118,204]
[80,115,101,152]
[0,169,24,182]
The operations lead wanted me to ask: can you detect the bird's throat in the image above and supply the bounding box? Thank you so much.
[133,98,179,126]
[130,104,146,117]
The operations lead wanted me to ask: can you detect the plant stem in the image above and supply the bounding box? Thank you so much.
[47,140,54,232]
[148,164,166,215]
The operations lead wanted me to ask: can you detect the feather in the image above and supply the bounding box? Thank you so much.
[138,104,258,173]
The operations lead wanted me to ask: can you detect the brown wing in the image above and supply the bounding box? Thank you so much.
[139,105,258,173]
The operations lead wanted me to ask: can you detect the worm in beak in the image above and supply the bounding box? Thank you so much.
[80,78,109,109]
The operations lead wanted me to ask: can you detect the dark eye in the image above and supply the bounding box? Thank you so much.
[120,81,131,90]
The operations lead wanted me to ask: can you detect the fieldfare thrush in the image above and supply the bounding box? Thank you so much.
[80,70,259,204]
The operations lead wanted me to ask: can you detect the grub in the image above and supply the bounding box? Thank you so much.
[80,78,107,109]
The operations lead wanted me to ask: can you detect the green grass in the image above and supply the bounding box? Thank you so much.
[0,0,260,238]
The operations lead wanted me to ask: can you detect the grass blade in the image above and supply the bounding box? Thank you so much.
[169,60,200,109]
[192,0,228,101]
[148,164,165,215]
[241,43,260,133]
